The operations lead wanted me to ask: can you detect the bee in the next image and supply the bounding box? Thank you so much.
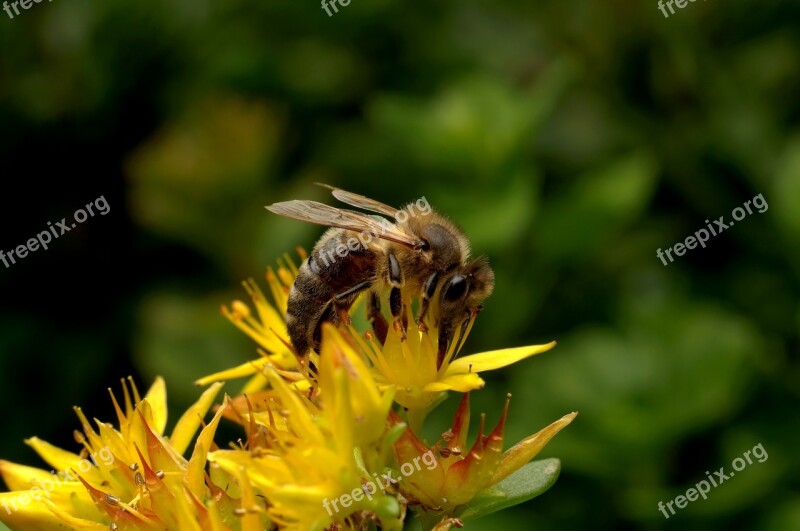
[266,185,494,367]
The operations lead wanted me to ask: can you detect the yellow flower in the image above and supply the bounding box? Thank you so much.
[198,252,558,429]
[0,377,252,531]
[392,393,577,515]
[196,252,303,394]
[209,325,402,531]
[365,306,556,429]
[193,247,575,527]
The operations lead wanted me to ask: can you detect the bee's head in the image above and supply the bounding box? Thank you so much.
[437,256,495,325]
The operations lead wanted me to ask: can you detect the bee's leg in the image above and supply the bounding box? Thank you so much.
[332,280,372,326]
[367,291,389,344]
[437,325,451,369]
[387,254,407,339]
[389,287,407,340]
[453,312,473,357]
[416,271,439,333]
[437,311,473,368]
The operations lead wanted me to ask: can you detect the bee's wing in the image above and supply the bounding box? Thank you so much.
[266,200,423,248]
[315,183,399,218]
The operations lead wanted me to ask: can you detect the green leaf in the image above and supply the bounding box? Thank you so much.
[456,458,562,522]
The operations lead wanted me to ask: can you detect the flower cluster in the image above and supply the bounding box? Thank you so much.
[0,251,575,531]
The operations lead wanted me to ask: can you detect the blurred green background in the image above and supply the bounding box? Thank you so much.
[1,1,799,530]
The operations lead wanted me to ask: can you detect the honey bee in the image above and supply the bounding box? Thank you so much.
[266,185,494,367]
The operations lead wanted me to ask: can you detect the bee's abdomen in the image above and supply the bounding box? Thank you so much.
[286,229,379,355]
[285,262,329,356]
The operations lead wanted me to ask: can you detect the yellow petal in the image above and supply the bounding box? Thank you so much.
[206,499,227,531]
[170,382,224,455]
[40,499,108,530]
[323,326,383,406]
[194,360,263,386]
[174,489,203,531]
[0,463,97,520]
[0,492,101,531]
[445,341,557,376]
[23,438,82,474]
[264,370,325,446]
[241,370,269,394]
[237,465,265,531]
[95,422,134,467]
[491,411,577,485]
[265,484,334,506]
[0,461,57,491]
[144,376,168,434]
[423,372,485,392]
[187,397,228,498]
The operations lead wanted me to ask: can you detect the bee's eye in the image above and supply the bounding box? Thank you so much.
[419,239,430,251]
[443,275,467,301]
